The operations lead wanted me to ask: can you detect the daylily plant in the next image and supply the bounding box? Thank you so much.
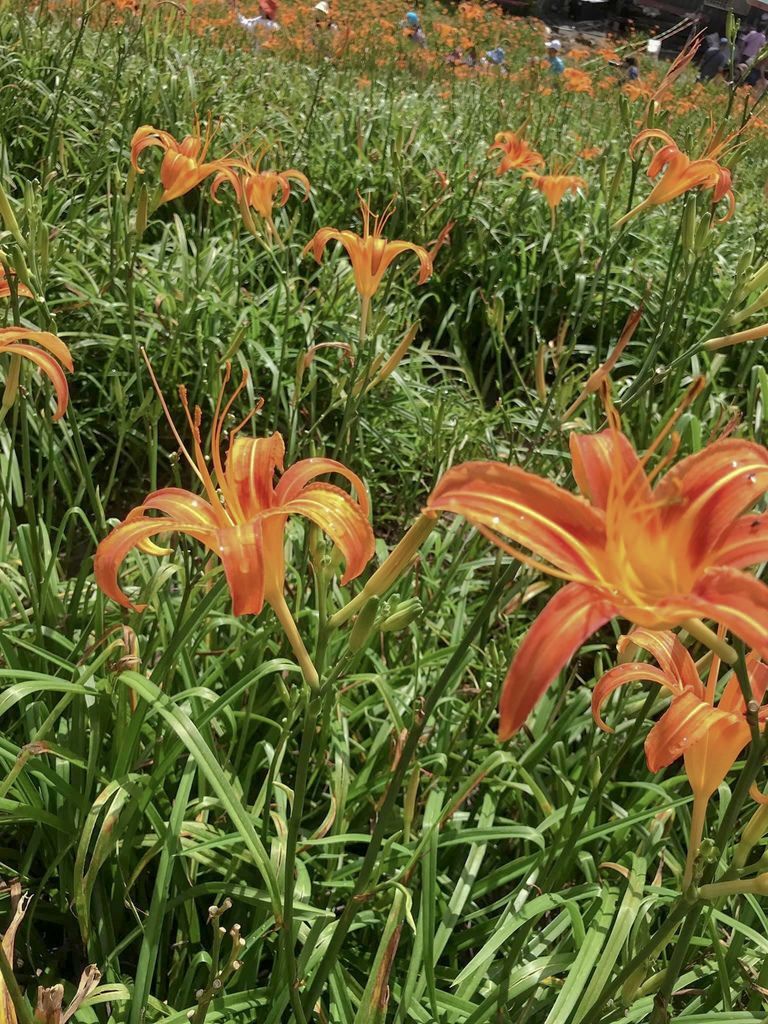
[0,265,32,300]
[95,367,375,686]
[614,127,735,229]
[304,197,432,302]
[487,131,545,176]
[426,386,768,739]
[131,121,236,204]
[211,156,310,240]
[594,627,768,884]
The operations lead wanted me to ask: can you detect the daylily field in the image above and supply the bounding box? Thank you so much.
[3,0,768,1020]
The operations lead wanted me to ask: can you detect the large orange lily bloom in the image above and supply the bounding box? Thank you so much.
[211,159,309,238]
[594,627,768,884]
[487,132,545,176]
[614,128,734,229]
[94,369,374,685]
[131,122,235,204]
[0,327,73,420]
[426,393,768,740]
[0,266,32,300]
[304,197,432,300]
[523,171,587,226]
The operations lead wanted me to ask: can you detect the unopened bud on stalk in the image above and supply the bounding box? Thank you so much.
[693,211,713,254]
[704,323,768,352]
[329,513,436,628]
[681,193,697,254]
[735,239,755,282]
[730,285,768,325]
[135,184,149,238]
[743,259,768,300]
[348,596,380,652]
[699,872,768,899]
[380,597,422,632]
[607,152,627,210]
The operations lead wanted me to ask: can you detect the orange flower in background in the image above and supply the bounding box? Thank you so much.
[523,170,587,219]
[488,131,545,176]
[594,628,768,801]
[0,266,32,300]
[131,120,235,204]
[211,157,309,238]
[614,127,735,229]
[594,627,768,884]
[426,382,768,739]
[0,327,73,420]
[95,367,374,687]
[563,67,593,94]
[579,146,602,160]
[304,197,432,300]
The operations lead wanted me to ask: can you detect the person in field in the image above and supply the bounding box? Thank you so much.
[697,37,729,81]
[739,24,766,62]
[546,38,564,73]
[228,0,280,44]
[403,11,427,47]
[625,55,639,79]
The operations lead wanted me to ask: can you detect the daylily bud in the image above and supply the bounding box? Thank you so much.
[704,323,768,352]
[607,152,626,211]
[379,597,422,632]
[135,184,149,239]
[735,239,755,283]
[681,194,697,254]
[349,596,380,652]
[743,260,768,299]
[693,211,713,254]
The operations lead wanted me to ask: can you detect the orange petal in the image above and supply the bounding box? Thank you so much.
[655,439,768,566]
[95,512,217,611]
[569,429,651,511]
[617,628,702,695]
[498,581,618,739]
[225,434,285,519]
[279,482,374,584]
[684,567,768,660]
[216,519,269,615]
[719,655,768,714]
[593,662,680,732]
[275,456,371,518]
[645,689,747,778]
[682,714,751,800]
[713,513,768,570]
[427,461,606,581]
[2,342,70,420]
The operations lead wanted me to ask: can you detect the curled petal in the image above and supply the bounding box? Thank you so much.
[280,482,375,583]
[94,514,217,611]
[2,342,70,420]
[593,662,681,732]
[499,581,617,739]
[275,456,371,518]
[303,227,347,265]
[617,628,702,695]
[427,461,606,581]
[629,128,677,159]
[130,125,178,172]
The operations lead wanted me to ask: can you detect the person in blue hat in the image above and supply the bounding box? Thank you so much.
[404,11,427,47]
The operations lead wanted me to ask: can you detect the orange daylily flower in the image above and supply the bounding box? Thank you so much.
[594,628,768,801]
[426,385,768,740]
[523,170,587,224]
[95,367,375,685]
[562,67,593,94]
[211,157,310,238]
[0,327,73,420]
[594,627,768,884]
[487,131,545,176]
[614,128,735,229]
[304,197,432,300]
[0,265,32,300]
[131,121,235,204]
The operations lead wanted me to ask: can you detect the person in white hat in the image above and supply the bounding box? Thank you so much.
[546,38,564,74]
